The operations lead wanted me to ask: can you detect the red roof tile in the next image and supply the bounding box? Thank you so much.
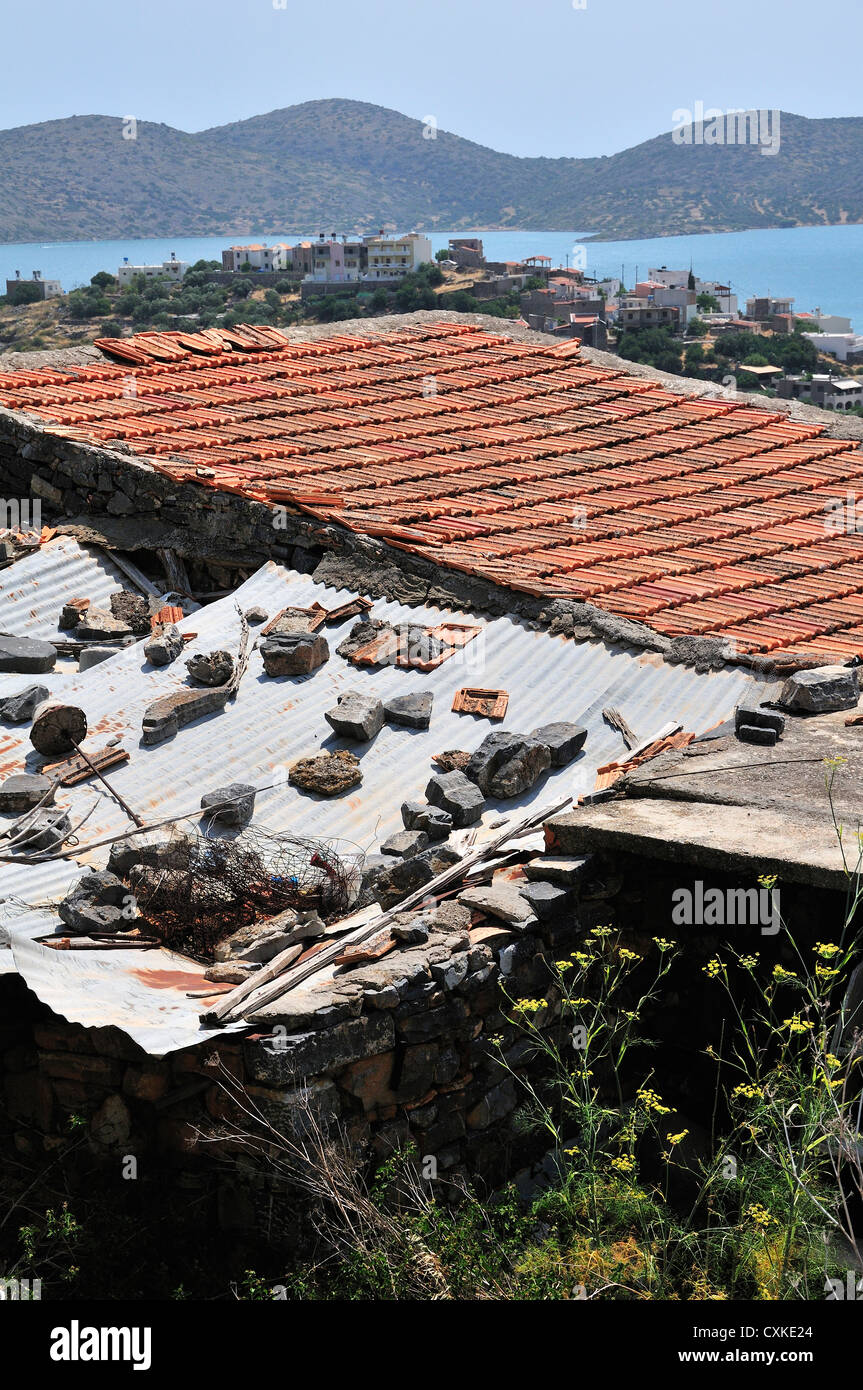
[1,321,861,660]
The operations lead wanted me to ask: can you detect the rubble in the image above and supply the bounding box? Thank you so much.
[779,665,860,714]
[144,624,183,666]
[518,879,570,920]
[186,649,235,686]
[214,920,305,965]
[261,631,329,677]
[0,684,49,723]
[383,691,434,729]
[737,725,779,746]
[200,782,256,827]
[243,605,268,625]
[14,808,71,850]
[431,750,471,773]
[371,843,462,910]
[426,770,485,827]
[324,689,384,740]
[0,635,57,674]
[289,749,361,796]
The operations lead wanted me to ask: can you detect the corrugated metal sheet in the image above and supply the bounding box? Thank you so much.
[0,535,137,704]
[0,555,771,1051]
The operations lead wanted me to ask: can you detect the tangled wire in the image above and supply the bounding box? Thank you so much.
[129,826,354,961]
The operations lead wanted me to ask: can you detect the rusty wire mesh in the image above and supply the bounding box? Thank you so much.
[128,826,354,961]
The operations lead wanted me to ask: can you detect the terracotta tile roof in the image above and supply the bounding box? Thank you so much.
[1,321,862,661]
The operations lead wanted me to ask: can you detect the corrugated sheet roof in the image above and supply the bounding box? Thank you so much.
[0,554,771,1050]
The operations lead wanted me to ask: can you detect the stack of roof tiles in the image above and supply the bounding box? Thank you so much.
[2,321,862,661]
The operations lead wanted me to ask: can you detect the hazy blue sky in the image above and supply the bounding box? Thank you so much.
[4,0,860,157]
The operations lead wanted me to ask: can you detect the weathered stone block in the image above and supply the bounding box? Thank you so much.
[383,691,434,729]
[466,731,551,799]
[325,689,384,740]
[200,781,256,826]
[0,684,49,723]
[779,665,859,713]
[425,770,485,827]
[244,1013,395,1082]
[530,721,588,766]
[401,800,453,840]
[0,773,54,812]
[261,631,329,677]
[0,635,57,674]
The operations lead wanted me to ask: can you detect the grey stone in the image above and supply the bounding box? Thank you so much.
[530,721,588,766]
[0,773,54,813]
[467,1079,517,1129]
[524,854,591,886]
[0,635,57,674]
[734,703,785,735]
[57,901,127,935]
[70,870,129,906]
[14,810,70,852]
[78,646,116,672]
[459,884,538,928]
[737,724,779,746]
[325,689,384,740]
[518,879,570,919]
[200,782,256,826]
[0,684,49,723]
[243,1014,395,1081]
[425,770,485,827]
[465,731,551,798]
[144,624,183,667]
[75,607,132,640]
[383,691,434,729]
[107,829,190,876]
[141,685,230,744]
[204,961,262,984]
[401,800,452,840]
[391,919,430,946]
[430,952,470,991]
[380,829,429,859]
[779,665,859,714]
[214,924,303,965]
[58,871,131,934]
[243,605,268,625]
[261,631,329,677]
[185,649,234,686]
[372,845,461,910]
[357,853,390,905]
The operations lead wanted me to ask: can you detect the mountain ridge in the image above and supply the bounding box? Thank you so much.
[1,99,862,243]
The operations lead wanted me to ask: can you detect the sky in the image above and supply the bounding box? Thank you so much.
[2,0,861,158]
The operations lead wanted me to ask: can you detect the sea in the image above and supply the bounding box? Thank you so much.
[2,223,861,331]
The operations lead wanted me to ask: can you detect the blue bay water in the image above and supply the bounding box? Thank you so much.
[2,223,861,330]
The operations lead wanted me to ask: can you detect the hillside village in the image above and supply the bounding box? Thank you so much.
[3,233,862,417]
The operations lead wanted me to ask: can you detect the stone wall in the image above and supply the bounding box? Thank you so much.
[1,846,602,1214]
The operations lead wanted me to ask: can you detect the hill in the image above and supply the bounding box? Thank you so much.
[1,100,862,242]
